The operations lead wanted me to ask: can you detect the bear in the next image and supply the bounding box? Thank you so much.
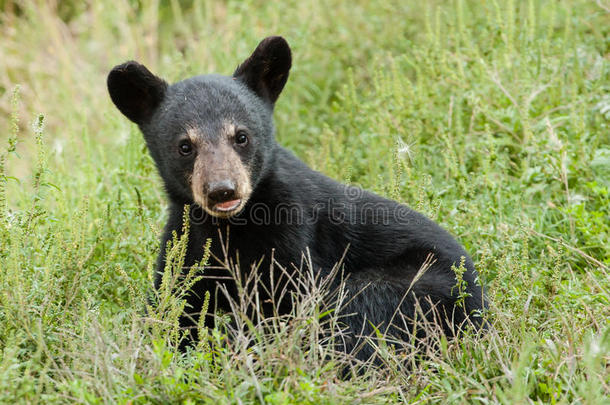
[107,36,486,363]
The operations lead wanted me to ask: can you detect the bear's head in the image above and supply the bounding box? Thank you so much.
[107,36,291,218]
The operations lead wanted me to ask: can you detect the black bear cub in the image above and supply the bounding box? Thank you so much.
[107,36,486,362]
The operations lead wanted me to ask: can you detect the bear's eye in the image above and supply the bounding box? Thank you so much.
[235,130,249,146]
[178,140,193,156]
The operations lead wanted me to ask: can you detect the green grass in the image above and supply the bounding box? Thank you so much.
[1,0,609,403]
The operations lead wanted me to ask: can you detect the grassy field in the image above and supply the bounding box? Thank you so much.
[1,0,609,403]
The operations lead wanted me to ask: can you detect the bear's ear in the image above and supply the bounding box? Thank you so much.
[233,36,292,105]
[107,61,168,125]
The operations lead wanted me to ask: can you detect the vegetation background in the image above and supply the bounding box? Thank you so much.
[0,0,608,403]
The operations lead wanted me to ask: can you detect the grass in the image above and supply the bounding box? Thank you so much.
[0,0,609,403]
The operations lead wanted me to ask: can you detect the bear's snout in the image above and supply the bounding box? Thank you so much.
[206,180,242,213]
[191,153,252,218]
[207,180,237,203]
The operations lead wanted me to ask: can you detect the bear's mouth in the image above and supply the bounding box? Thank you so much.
[212,199,242,213]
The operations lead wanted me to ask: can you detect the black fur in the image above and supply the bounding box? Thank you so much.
[107,61,168,124]
[233,36,292,104]
[108,36,486,362]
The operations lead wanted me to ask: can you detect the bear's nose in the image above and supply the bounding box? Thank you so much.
[207,180,237,203]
